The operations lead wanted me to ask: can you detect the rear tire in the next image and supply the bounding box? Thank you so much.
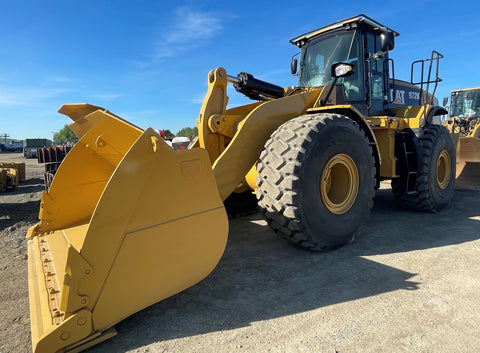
[256,114,376,251]
[391,124,455,212]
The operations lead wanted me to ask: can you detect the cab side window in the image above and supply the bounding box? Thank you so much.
[366,32,385,100]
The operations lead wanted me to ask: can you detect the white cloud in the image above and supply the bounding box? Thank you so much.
[50,76,73,83]
[152,7,223,60]
[189,92,207,104]
[0,92,21,107]
[0,86,71,107]
[91,93,122,101]
[256,69,291,82]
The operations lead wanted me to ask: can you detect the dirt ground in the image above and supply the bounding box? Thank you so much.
[0,152,479,353]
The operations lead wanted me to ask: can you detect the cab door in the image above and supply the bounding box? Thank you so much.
[365,31,388,116]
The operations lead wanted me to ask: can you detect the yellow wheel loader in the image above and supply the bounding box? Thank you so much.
[26,15,456,353]
[444,87,480,191]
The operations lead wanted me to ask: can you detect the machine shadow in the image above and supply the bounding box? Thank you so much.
[0,177,44,196]
[0,178,43,231]
[87,186,480,353]
[0,199,40,232]
[359,186,480,255]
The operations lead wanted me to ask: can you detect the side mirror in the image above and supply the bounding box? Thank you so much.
[320,63,355,106]
[443,97,449,107]
[291,58,298,75]
[380,30,395,51]
[331,62,354,78]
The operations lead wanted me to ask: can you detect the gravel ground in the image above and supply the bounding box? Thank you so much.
[0,153,44,353]
[0,152,479,353]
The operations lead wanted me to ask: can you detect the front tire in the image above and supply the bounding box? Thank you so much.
[256,114,376,251]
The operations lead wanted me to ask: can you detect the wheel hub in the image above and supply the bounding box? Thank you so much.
[320,154,359,214]
[436,150,451,190]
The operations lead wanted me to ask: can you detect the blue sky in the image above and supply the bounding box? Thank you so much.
[1,0,479,140]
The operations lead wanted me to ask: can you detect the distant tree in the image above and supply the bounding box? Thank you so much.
[176,127,198,138]
[53,125,78,145]
[162,129,175,138]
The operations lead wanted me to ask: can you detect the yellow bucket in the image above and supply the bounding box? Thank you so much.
[27,105,228,353]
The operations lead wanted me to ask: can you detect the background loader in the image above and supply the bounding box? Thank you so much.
[444,87,480,191]
[26,15,456,353]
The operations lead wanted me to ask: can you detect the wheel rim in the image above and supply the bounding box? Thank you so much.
[320,154,359,214]
[436,150,451,190]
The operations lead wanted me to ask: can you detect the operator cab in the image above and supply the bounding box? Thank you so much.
[450,88,480,119]
[448,87,480,135]
[290,15,419,116]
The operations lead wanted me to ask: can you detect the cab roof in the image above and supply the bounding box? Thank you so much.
[290,14,400,47]
[452,87,480,93]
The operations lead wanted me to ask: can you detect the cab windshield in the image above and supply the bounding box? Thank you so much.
[298,30,364,100]
[451,89,480,118]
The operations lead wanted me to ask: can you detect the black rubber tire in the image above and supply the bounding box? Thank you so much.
[391,124,455,212]
[256,114,376,251]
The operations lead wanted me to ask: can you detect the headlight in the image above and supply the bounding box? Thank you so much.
[332,63,354,78]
